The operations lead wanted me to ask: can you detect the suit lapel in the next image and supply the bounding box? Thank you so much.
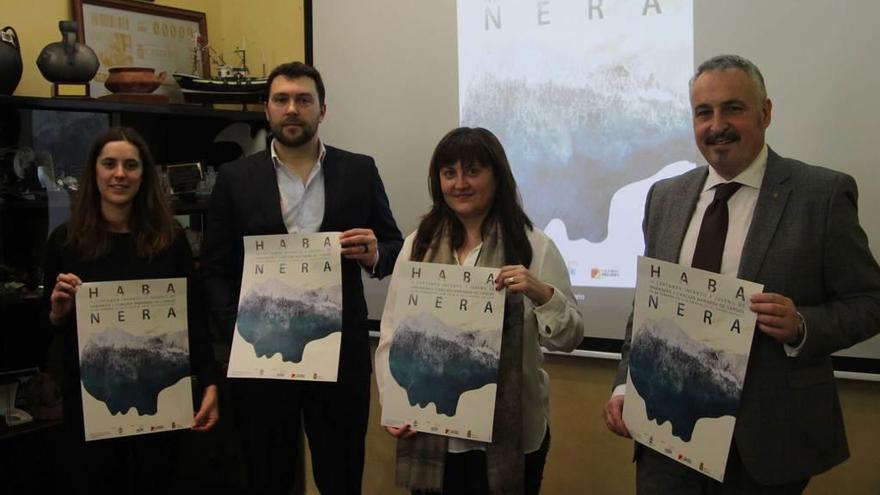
[738,148,792,281]
[254,151,286,233]
[655,169,705,262]
[320,146,343,231]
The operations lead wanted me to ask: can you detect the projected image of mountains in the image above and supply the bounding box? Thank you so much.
[629,319,749,442]
[236,278,342,363]
[389,313,500,416]
[80,328,190,415]
[461,67,694,243]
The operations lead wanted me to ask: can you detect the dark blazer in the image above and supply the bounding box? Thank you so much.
[615,148,880,485]
[200,146,403,381]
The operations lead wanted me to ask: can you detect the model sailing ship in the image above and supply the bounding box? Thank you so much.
[173,35,266,104]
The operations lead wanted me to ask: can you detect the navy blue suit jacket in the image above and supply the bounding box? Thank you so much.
[200,145,403,381]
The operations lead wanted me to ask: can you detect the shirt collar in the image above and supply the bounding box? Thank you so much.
[270,138,327,172]
[703,143,767,192]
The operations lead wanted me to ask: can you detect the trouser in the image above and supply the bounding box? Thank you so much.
[413,427,551,495]
[61,385,181,495]
[230,375,371,495]
[62,420,181,494]
[636,444,810,495]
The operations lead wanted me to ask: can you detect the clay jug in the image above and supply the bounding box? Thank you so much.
[0,26,23,95]
[36,21,99,83]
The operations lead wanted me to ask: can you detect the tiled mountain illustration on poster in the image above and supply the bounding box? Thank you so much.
[629,318,748,442]
[80,328,190,415]
[236,277,342,363]
[389,312,500,416]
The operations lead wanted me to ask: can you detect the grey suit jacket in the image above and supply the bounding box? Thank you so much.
[614,148,880,485]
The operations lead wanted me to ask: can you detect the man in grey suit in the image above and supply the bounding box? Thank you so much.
[603,54,880,493]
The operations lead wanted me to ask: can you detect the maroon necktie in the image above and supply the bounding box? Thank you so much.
[691,182,742,273]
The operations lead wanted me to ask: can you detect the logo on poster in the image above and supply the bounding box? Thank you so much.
[591,267,620,279]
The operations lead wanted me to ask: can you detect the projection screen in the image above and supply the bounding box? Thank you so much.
[311,0,880,374]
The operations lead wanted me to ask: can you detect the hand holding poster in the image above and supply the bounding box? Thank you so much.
[75,278,192,441]
[227,233,343,381]
[623,256,763,481]
[380,261,505,442]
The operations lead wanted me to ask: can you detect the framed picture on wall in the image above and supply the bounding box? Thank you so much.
[72,0,210,98]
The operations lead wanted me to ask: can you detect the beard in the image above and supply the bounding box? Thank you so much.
[270,117,319,148]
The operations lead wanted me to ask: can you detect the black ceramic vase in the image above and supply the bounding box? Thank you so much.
[36,21,99,83]
[0,26,23,95]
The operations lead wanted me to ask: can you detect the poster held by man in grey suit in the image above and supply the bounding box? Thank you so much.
[623,256,763,482]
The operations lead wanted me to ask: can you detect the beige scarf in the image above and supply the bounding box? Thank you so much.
[395,222,525,494]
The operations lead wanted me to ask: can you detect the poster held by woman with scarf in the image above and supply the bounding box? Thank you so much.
[379,261,506,442]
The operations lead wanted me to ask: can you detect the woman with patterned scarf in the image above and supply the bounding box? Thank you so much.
[376,127,584,494]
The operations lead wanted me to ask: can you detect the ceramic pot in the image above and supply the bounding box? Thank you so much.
[104,67,166,93]
[36,21,99,83]
[0,26,23,95]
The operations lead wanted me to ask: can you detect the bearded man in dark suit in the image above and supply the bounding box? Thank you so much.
[603,54,880,494]
[201,61,403,495]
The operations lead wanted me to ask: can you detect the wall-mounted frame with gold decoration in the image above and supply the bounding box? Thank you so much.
[72,0,210,97]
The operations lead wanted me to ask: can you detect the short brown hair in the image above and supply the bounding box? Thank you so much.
[263,61,326,105]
